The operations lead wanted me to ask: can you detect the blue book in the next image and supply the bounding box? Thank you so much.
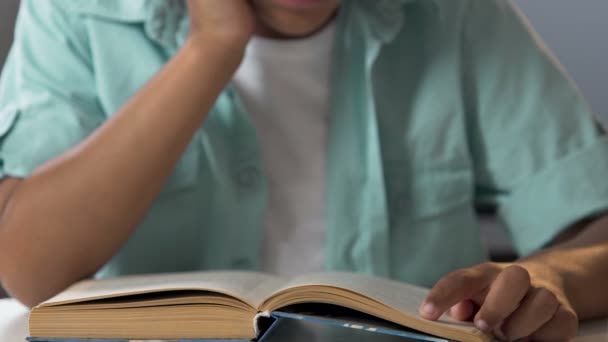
[28,271,488,342]
[261,311,455,341]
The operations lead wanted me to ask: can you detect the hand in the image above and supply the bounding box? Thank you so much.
[419,263,578,341]
[186,0,256,51]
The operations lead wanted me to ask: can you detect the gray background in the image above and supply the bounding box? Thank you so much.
[0,1,607,299]
[0,0,18,68]
[515,0,608,121]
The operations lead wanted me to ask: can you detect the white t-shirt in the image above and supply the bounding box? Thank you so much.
[232,22,336,277]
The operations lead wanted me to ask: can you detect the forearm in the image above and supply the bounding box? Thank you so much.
[517,215,608,320]
[0,39,243,307]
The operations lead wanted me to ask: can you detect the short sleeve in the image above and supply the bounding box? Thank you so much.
[0,0,104,179]
[463,0,608,255]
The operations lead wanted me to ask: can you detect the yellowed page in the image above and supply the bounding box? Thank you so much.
[40,271,286,309]
[263,272,488,342]
[270,272,429,314]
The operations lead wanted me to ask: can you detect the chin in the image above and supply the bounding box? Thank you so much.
[253,0,340,38]
[255,0,339,11]
[260,19,326,38]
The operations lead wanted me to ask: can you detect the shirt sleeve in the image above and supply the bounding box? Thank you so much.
[0,0,104,179]
[463,0,608,256]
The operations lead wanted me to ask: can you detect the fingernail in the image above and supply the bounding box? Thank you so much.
[475,319,490,332]
[420,303,438,317]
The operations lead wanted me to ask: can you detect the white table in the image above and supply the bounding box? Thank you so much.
[0,299,29,341]
[1,298,607,341]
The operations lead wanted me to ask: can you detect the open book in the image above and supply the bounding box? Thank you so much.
[30,271,491,342]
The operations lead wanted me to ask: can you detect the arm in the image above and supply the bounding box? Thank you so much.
[0,0,254,307]
[519,215,608,320]
[420,220,608,341]
[419,1,608,340]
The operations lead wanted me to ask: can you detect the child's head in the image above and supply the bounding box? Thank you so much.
[252,0,341,37]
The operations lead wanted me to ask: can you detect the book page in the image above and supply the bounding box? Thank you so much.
[272,272,429,316]
[41,271,286,309]
[263,272,487,342]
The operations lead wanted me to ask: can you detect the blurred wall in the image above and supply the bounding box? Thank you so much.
[516,0,608,121]
[0,0,19,67]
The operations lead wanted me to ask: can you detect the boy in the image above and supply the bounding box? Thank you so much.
[0,1,607,340]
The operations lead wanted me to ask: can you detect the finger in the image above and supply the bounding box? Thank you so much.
[530,305,578,341]
[474,265,530,332]
[501,287,560,340]
[420,263,498,320]
[492,325,508,341]
[450,300,476,321]
[449,300,476,322]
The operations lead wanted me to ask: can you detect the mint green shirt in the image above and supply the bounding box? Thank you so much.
[2,0,608,287]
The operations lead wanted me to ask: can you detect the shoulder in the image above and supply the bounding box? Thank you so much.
[433,0,515,16]
[425,0,519,29]
[15,0,114,35]
[15,0,180,56]
[17,0,157,30]
[28,0,151,21]
[14,0,96,58]
[408,0,531,49]
[25,0,187,53]
[442,0,525,34]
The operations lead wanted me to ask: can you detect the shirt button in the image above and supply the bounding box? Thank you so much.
[236,165,260,188]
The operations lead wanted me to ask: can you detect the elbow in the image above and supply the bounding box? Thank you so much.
[0,269,38,309]
[0,178,97,307]
[0,178,51,307]
[0,280,47,309]
[0,225,93,308]
[0,256,78,308]
[0,248,59,308]
[0,229,78,308]
[0,179,77,308]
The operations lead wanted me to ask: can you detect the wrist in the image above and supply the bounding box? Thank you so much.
[182,35,247,71]
[515,257,574,309]
[187,31,249,56]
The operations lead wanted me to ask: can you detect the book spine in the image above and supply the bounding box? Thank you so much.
[253,311,275,340]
